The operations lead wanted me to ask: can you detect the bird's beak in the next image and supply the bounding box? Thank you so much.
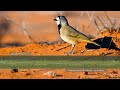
[54,18,57,21]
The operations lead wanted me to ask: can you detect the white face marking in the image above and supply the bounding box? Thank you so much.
[55,17,60,25]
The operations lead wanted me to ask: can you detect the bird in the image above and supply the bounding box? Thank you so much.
[54,16,100,55]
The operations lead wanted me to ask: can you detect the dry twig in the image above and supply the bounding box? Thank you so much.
[96,16,106,28]
[104,11,113,27]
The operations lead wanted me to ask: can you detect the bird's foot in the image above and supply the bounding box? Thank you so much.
[81,49,96,53]
[86,49,95,51]
[81,50,86,53]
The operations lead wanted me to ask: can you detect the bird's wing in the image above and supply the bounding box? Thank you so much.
[67,26,89,40]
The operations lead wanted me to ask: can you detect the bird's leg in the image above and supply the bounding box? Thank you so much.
[64,44,76,55]
[70,44,76,54]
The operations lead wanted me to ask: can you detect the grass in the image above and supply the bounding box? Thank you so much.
[0,56,120,69]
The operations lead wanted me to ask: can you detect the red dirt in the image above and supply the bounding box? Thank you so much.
[0,42,120,56]
[0,69,120,79]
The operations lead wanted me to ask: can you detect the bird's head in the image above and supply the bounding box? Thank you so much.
[54,16,68,25]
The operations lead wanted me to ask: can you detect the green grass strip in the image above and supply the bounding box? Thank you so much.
[0,56,120,69]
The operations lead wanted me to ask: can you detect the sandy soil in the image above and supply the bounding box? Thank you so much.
[0,41,120,56]
[0,11,120,79]
[0,68,120,79]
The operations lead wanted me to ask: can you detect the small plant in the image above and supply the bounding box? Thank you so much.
[92,11,120,38]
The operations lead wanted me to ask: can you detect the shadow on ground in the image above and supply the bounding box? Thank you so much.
[2,42,24,48]
[86,37,120,51]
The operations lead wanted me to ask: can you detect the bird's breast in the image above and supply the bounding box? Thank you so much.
[60,34,76,44]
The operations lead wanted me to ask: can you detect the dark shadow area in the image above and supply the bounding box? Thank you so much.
[85,37,120,51]
[0,17,11,47]
[0,18,10,31]
[2,42,24,48]
[38,40,66,45]
[38,42,56,45]
[56,74,63,77]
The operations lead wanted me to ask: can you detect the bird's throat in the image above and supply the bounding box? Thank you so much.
[58,24,61,34]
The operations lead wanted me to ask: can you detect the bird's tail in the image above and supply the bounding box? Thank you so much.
[89,41,100,46]
[83,40,100,46]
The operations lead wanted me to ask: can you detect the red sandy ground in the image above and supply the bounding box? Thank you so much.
[0,11,120,79]
[0,37,120,79]
[0,41,120,56]
[0,69,120,79]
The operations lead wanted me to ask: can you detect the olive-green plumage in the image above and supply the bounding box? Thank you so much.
[60,24,99,46]
[54,16,100,55]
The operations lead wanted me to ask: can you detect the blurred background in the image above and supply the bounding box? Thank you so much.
[0,11,120,48]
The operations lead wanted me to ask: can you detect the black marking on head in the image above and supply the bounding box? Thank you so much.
[55,16,68,35]
[61,16,66,18]
[58,16,60,18]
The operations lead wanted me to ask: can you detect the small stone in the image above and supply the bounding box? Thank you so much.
[11,69,18,73]
[78,76,81,79]
[84,71,89,75]
[112,70,118,74]
[43,71,56,78]
[26,72,31,76]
